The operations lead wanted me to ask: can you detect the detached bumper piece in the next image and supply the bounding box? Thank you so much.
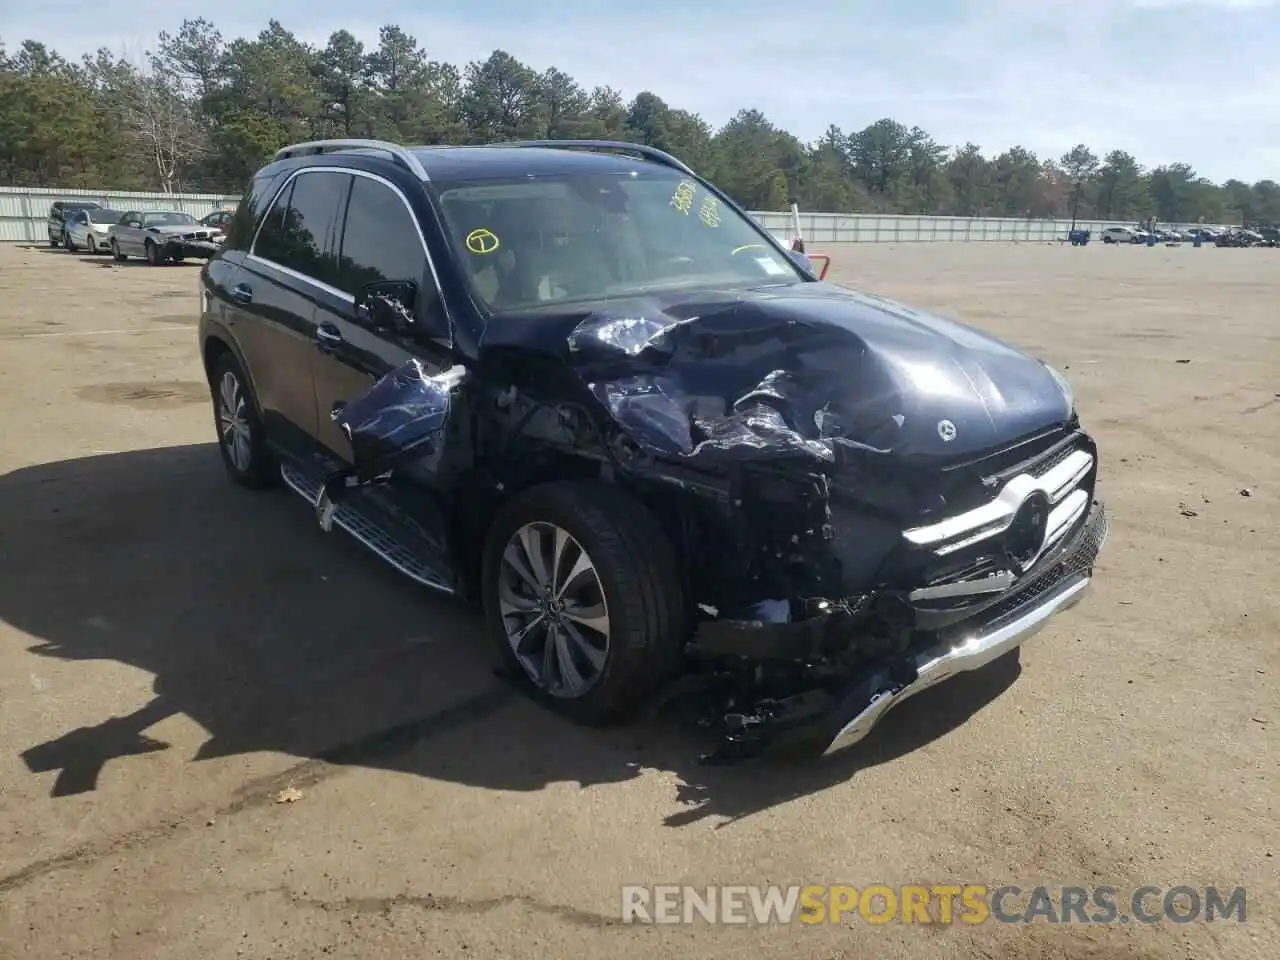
[162,238,220,259]
[697,499,1109,764]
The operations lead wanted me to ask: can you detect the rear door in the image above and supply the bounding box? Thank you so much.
[229,169,350,452]
[309,171,453,462]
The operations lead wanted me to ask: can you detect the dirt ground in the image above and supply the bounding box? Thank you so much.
[0,240,1275,960]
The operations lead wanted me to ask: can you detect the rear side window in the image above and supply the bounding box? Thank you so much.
[335,176,426,294]
[253,170,348,286]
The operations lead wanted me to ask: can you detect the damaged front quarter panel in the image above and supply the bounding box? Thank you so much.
[563,304,913,663]
[314,358,469,529]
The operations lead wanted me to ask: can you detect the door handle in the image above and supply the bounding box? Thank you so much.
[315,324,343,345]
[230,283,253,304]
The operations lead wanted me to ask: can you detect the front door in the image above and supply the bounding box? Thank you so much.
[116,212,144,254]
[309,172,454,464]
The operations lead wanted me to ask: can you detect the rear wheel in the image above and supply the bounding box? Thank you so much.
[208,350,274,489]
[482,481,689,725]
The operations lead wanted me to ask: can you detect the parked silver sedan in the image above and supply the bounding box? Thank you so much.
[107,210,224,265]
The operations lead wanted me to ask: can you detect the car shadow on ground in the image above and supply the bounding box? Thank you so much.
[13,245,200,267]
[0,444,1019,827]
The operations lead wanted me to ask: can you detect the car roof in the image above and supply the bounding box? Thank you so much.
[268,144,680,183]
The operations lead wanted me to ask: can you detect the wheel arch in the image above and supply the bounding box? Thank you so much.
[201,330,267,425]
[447,450,712,614]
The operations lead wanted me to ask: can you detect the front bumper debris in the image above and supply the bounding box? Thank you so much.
[696,498,1109,763]
[162,238,220,259]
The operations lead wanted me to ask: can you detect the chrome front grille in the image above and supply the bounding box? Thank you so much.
[905,441,1095,583]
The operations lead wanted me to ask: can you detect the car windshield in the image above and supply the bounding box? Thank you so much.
[434,170,804,312]
[142,212,196,226]
[91,209,125,224]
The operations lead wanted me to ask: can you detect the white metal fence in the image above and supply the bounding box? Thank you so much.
[0,185,1223,244]
[0,187,240,243]
[748,210,1230,243]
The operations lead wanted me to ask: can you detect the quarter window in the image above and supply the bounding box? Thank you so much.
[335,176,427,294]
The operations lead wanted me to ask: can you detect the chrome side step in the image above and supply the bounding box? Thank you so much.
[279,463,455,596]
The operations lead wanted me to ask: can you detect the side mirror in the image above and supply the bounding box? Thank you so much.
[356,280,418,331]
[787,248,814,273]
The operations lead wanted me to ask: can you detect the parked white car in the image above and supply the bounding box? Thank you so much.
[1101,227,1140,244]
[63,207,127,254]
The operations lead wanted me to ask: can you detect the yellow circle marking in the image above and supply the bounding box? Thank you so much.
[466,228,500,254]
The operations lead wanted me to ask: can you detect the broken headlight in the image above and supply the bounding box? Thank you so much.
[1044,362,1075,416]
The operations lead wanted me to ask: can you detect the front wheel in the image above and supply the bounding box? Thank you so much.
[482,481,689,725]
[111,239,127,261]
[145,240,164,266]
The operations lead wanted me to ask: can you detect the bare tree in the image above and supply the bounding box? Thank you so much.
[120,63,206,192]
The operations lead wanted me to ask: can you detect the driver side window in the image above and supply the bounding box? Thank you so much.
[335,175,446,338]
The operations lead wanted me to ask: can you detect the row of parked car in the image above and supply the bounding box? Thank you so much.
[46,199,235,265]
[1098,224,1279,247]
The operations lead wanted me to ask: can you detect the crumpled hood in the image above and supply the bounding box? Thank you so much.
[548,281,1072,464]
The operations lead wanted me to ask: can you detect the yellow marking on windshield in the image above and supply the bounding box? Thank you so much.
[670,180,696,214]
[465,227,500,254]
[699,196,721,228]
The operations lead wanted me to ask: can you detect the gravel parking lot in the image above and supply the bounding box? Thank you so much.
[0,240,1276,960]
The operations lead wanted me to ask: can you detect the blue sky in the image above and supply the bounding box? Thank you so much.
[6,0,1278,182]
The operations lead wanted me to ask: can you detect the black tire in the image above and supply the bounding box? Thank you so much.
[111,239,127,261]
[208,350,275,489]
[145,239,166,266]
[64,233,74,252]
[481,481,689,725]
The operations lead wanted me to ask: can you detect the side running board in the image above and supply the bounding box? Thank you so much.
[279,462,455,596]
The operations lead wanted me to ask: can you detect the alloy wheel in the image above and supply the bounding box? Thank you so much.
[217,370,253,472]
[498,522,611,698]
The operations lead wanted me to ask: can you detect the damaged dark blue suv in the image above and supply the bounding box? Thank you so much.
[199,138,1109,762]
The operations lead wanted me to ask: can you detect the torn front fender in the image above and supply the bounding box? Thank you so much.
[314,359,468,527]
[565,308,882,468]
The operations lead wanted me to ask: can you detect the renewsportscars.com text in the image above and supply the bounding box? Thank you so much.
[620,884,1248,925]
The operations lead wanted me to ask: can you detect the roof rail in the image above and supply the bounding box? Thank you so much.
[489,139,696,177]
[273,139,429,180]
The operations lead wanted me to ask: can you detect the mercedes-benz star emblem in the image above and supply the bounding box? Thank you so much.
[1005,491,1050,571]
[937,419,957,442]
